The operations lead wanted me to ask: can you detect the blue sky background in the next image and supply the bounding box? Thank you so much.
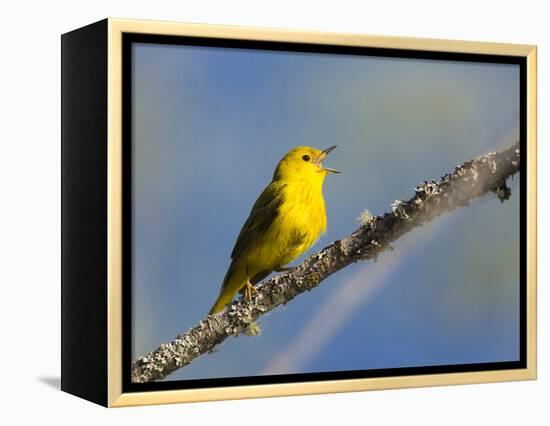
[131,42,520,381]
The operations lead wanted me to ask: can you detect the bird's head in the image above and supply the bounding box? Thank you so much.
[273,146,340,182]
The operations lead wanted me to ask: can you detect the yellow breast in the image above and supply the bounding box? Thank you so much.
[252,178,327,270]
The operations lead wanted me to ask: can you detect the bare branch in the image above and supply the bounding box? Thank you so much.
[131,142,520,383]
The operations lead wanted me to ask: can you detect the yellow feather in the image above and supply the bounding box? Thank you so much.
[209,146,338,314]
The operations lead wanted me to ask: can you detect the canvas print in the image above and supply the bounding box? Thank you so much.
[128,40,522,385]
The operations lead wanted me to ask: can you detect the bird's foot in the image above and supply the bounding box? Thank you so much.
[243,280,257,302]
[274,266,294,273]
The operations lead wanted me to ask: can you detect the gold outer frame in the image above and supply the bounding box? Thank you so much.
[106,18,537,407]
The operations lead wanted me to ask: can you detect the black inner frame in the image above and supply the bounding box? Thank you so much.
[122,33,527,393]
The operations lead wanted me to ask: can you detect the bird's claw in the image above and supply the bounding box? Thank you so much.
[243,281,257,302]
[275,266,294,273]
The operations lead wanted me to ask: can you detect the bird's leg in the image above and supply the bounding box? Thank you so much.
[275,266,294,272]
[243,279,257,302]
[242,266,257,302]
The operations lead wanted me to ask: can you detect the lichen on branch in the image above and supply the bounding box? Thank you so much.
[131,142,520,383]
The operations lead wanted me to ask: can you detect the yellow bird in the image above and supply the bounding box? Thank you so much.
[209,145,340,314]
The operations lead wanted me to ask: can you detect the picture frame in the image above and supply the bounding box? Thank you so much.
[61,18,537,407]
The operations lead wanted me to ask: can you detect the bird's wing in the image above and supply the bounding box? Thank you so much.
[230,181,284,262]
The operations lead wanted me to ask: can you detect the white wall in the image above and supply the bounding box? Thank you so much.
[1,0,546,424]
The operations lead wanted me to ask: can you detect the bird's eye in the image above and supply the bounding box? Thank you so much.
[302,154,311,162]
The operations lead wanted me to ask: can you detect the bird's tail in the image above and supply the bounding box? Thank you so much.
[208,263,245,315]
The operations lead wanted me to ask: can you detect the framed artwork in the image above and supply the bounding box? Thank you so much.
[61,18,537,407]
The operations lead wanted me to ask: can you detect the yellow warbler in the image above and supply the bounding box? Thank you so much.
[209,146,340,314]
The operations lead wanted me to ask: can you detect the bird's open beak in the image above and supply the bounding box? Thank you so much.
[318,145,341,173]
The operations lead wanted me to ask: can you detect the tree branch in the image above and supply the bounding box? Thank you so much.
[131,142,520,383]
